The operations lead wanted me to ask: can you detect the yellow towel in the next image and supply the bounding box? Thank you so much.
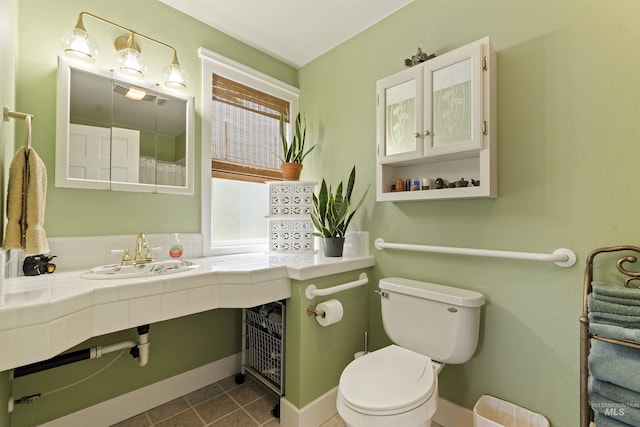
[3,147,26,249]
[3,146,49,255]
[24,148,49,256]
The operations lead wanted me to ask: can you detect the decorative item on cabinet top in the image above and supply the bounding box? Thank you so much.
[376,36,497,202]
[404,47,436,67]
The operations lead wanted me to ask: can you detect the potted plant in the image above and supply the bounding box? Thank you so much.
[276,112,316,180]
[310,166,369,257]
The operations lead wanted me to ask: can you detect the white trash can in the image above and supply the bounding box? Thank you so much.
[473,395,550,427]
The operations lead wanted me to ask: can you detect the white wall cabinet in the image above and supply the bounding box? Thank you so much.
[376,37,496,201]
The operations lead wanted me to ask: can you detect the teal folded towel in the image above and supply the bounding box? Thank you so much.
[593,282,640,303]
[588,293,640,328]
[589,340,640,393]
[589,390,640,426]
[589,294,640,316]
[589,311,640,329]
[594,411,635,427]
[590,322,640,344]
[594,292,640,308]
[591,377,640,410]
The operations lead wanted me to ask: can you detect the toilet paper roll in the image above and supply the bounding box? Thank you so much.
[315,299,343,326]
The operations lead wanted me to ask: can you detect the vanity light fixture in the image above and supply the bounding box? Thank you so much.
[60,11,188,89]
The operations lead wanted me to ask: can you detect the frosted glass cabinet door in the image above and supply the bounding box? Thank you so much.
[424,40,483,157]
[377,66,423,163]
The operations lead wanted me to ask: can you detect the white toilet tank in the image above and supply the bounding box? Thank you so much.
[379,277,484,364]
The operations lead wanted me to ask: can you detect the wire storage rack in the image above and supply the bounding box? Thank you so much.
[235,300,285,417]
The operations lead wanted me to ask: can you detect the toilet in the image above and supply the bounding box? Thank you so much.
[336,277,485,427]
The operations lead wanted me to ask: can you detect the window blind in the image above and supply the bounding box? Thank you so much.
[211,74,290,182]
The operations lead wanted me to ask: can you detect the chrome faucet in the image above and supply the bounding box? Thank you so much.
[113,233,155,265]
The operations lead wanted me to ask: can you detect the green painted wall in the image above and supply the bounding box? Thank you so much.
[296,1,640,426]
[285,271,371,408]
[15,0,297,237]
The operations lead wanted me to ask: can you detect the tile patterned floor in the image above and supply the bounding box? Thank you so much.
[111,374,443,427]
[111,375,279,427]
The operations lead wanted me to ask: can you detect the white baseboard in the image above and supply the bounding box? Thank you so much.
[280,387,338,427]
[40,352,242,427]
[279,388,472,427]
[433,397,473,427]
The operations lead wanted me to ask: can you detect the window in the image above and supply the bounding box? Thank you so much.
[199,48,299,255]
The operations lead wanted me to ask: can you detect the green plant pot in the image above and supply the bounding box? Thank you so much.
[323,237,346,257]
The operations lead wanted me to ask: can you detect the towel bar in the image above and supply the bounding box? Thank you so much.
[3,106,34,122]
[4,107,34,150]
[375,238,577,267]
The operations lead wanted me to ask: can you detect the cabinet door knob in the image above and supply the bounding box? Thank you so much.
[424,130,430,136]
[413,132,420,138]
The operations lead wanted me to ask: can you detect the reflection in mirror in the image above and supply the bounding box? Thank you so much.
[56,57,194,194]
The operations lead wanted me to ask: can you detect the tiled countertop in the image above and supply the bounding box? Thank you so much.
[0,253,375,372]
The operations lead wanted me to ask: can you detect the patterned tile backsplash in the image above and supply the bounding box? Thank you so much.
[4,233,203,276]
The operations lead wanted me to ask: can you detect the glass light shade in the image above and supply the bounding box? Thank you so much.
[163,63,189,90]
[60,28,99,62]
[117,48,147,79]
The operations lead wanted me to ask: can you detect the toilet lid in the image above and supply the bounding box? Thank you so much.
[339,345,435,414]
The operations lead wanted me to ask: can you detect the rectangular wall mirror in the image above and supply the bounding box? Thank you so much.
[55,57,194,194]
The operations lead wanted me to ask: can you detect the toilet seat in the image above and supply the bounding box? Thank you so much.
[338,345,436,416]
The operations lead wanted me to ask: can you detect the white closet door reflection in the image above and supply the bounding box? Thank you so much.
[68,124,111,181]
[68,124,140,184]
[110,128,140,184]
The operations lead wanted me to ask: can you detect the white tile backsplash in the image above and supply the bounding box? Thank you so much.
[45,233,203,273]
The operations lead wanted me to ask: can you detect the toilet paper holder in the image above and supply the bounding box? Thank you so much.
[306,305,326,318]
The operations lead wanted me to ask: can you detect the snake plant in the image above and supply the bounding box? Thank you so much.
[276,112,316,163]
[310,166,369,238]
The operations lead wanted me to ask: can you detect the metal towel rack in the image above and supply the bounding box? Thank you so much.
[375,238,577,268]
[305,272,369,299]
[580,245,640,426]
